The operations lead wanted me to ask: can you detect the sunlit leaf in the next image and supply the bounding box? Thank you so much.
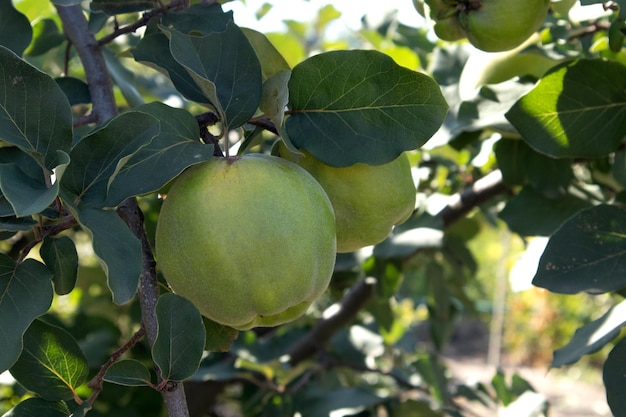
[74,208,141,304]
[286,50,448,167]
[9,319,88,401]
[0,255,53,373]
[0,0,32,56]
[25,18,65,56]
[533,204,626,294]
[153,293,206,382]
[506,59,626,158]
[0,46,72,170]
[40,236,79,296]
[553,300,626,368]
[104,359,152,386]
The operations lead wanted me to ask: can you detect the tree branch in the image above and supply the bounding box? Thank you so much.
[287,169,511,366]
[56,5,190,416]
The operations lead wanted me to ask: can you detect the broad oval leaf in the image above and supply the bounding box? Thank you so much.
[74,207,141,304]
[0,147,70,217]
[506,59,626,158]
[103,102,214,207]
[40,236,79,296]
[533,204,626,294]
[0,0,32,56]
[25,18,65,57]
[604,337,626,417]
[9,319,88,401]
[153,293,206,382]
[1,397,70,417]
[286,50,448,167]
[0,46,72,170]
[553,300,626,368]
[163,21,262,130]
[103,359,152,387]
[0,255,53,373]
[203,317,239,352]
[60,111,160,208]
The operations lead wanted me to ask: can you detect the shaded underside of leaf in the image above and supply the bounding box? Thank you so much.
[286,49,448,167]
[0,0,32,56]
[604,337,626,417]
[0,255,53,373]
[533,204,626,294]
[103,359,152,386]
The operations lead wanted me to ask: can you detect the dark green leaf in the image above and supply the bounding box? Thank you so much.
[25,18,65,56]
[0,0,32,56]
[533,204,626,294]
[297,387,383,417]
[0,46,72,170]
[67,401,91,417]
[492,369,513,405]
[604,337,626,417]
[0,147,70,217]
[153,293,206,382]
[160,3,233,34]
[203,317,239,352]
[40,236,79,296]
[0,216,37,232]
[412,352,449,404]
[103,48,145,108]
[0,255,53,373]
[104,359,152,386]
[10,319,88,401]
[506,59,626,158]
[499,187,591,236]
[61,111,160,208]
[390,399,443,416]
[286,50,448,167]
[1,397,70,417]
[74,208,141,304]
[163,21,262,129]
[553,300,626,368]
[103,102,214,207]
[90,0,156,15]
[55,77,91,106]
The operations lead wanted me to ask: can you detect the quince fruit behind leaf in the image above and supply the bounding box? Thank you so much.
[279,144,416,253]
[155,154,337,331]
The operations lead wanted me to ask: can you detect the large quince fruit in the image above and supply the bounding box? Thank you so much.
[279,145,416,253]
[155,154,337,330]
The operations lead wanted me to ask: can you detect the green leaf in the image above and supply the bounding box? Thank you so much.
[203,317,239,352]
[604,337,626,417]
[297,387,383,417]
[163,21,262,129]
[103,48,145,108]
[553,300,626,368]
[533,204,626,294]
[24,18,65,56]
[103,102,214,207]
[55,77,91,106]
[499,187,591,236]
[0,0,32,56]
[286,50,448,167]
[242,28,291,78]
[492,369,513,406]
[0,215,37,232]
[10,319,88,401]
[0,147,70,217]
[506,59,626,158]
[90,0,156,15]
[40,236,79,296]
[374,213,444,259]
[1,397,70,417]
[160,3,233,34]
[0,46,72,170]
[60,111,160,208]
[103,359,152,386]
[74,207,141,304]
[153,293,206,382]
[0,255,53,373]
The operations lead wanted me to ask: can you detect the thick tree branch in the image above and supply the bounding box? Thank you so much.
[287,169,511,366]
[56,5,190,416]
